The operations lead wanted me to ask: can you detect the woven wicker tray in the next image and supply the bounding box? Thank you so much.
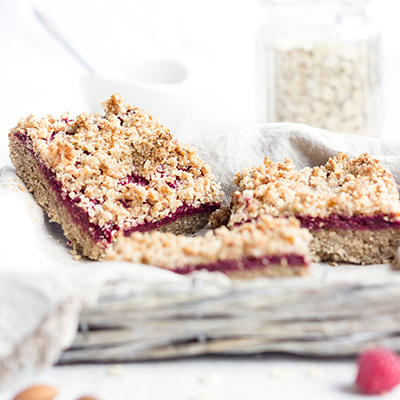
[60,264,400,363]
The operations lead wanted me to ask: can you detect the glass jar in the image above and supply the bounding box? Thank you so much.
[256,0,381,136]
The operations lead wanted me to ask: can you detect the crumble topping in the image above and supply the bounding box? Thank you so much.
[229,152,400,226]
[106,215,311,269]
[9,94,222,236]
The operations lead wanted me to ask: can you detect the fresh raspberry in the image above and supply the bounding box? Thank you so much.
[355,347,400,395]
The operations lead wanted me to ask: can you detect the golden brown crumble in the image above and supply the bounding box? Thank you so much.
[9,93,223,242]
[229,152,400,226]
[106,215,311,269]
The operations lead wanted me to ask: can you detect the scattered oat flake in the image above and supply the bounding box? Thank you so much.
[306,367,323,379]
[69,249,81,261]
[18,184,26,192]
[199,372,221,385]
[190,395,214,400]
[269,368,292,380]
[106,364,126,376]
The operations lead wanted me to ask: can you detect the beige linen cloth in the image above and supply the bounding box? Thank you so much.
[1,122,400,386]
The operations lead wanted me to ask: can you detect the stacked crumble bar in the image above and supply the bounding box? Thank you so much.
[229,152,400,264]
[9,94,222,260]
[106,215,311,278]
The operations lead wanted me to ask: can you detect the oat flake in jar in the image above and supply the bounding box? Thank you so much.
[256,0,381,136]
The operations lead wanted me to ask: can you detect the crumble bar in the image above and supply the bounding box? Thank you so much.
[229,152,400,264]
[106,215,311,279]
[9,94,222,260]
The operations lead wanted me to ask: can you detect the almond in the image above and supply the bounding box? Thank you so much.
[13,385,57,400]
[76,397,99,400]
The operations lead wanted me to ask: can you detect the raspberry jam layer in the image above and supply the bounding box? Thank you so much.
[123,203,218,236]
[16,132,220,247]
[296,214,400,231]
[173,254,307,275]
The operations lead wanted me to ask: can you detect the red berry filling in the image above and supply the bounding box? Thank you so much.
[173,253,307,274]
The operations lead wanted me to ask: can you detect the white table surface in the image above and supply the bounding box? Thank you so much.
[1,1,400,399]
[1,355,393,400]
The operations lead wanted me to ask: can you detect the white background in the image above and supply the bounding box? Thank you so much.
[1,1,400,399]
[1,0,400,168]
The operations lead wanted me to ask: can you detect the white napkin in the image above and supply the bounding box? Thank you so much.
[0,168,188,386]
[1,122,400,386]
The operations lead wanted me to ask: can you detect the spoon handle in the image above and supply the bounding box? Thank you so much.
[33,6,96,75]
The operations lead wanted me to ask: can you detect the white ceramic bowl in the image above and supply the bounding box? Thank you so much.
[81,60,189,133]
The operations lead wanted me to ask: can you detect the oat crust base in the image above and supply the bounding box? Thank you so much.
[310,228,400,264]
[224,265,308,279]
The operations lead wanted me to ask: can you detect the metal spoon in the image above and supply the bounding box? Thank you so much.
[32,6,96,75]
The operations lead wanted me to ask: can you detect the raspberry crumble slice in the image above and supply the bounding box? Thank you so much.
[106,214,311,279]
[228,152,400,264]
[9,93,222,260]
